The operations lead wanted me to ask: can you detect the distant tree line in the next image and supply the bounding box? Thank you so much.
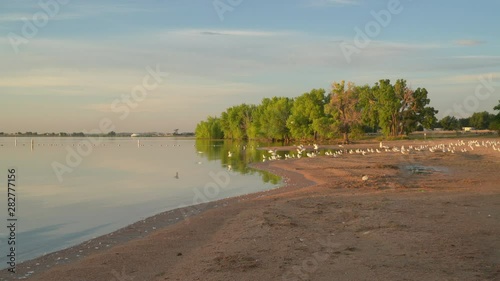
[195,79,439,143]
[1,131,192,137]
[438,104,500,133]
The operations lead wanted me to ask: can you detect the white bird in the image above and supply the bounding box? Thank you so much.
[362,175,369,181]
[228,151,232,157]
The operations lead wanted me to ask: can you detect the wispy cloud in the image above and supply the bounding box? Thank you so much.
[0,2,152,24]
[452,55,500,60]
[0,13,81,23]
[438,73,500,88]
[168,29,291,37]
[453,39,485,46]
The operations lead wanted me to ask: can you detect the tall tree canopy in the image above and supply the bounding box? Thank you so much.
[195,116,223,139]
[469,111,495,130]
[286,89,329,140]
[258,97,294,141]
[491,100,500,133]
[219,104,256,140]
[438,116,460,131]
[366,79,437,137]
[325,81,361,143]
[195,78,442,140]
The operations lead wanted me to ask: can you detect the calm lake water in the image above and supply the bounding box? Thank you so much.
[0,137,281,267]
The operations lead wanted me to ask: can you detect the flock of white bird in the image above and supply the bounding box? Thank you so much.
[258,139,500,163]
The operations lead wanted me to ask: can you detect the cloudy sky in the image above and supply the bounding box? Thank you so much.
[1,0,499,133]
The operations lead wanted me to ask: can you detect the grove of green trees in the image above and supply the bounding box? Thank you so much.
[438,107,500,132]
[196,80,499,142]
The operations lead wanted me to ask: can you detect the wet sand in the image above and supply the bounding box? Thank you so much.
[2,138,499,281]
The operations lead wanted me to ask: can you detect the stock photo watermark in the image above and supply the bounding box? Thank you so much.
[8,0,70,54]
[340,0,410,63]
[51,64,168,182]
[282,236,340,281]
[110,267,134,281]
[213,0,243,21]
[5,168,18,274]
[177,170,231,224]
[441,74,497,118]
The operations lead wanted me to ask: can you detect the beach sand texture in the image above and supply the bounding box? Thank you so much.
[2,138,499,281]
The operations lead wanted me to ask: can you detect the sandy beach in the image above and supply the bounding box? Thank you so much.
[2,138,499,281]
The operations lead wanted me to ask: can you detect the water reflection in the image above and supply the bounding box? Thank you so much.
[195,139,281,185]
[0,137,283,265]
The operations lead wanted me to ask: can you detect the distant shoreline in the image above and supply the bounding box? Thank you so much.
[0,135,196,138]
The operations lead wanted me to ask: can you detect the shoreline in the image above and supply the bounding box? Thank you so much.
[0,159,317,280]
[2,138,499,280]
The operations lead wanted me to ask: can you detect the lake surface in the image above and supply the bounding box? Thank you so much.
[0,137,281,267]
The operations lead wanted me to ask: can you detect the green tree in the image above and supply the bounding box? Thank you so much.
[413,88,438,132]
[458,117,470,128]
[439,116,460,131]
[371,79,399,136]
[370,79,437,137]
[219,104,256,140]
[489,101,500,134]
[495,100,500,112]
[287,89,328,140]
[195,116,224,139]
[325,81,361,143]
[258,97,294,141]
[469,111,493,130]
[312,116,335,140]
[358,84,379,132]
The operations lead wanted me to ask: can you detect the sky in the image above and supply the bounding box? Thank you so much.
[1,0,499,133]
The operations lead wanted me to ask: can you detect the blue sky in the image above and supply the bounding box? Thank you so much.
[1,0,499,133]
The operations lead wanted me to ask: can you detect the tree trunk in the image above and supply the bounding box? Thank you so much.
[343,132,349,144]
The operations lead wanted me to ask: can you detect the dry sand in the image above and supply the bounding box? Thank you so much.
[2,138,499,281]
